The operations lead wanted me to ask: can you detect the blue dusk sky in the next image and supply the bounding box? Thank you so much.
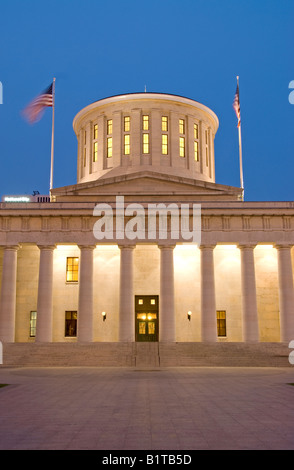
[0,0,293,201]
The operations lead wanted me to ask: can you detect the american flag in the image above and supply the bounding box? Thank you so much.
[23,83,53,124]
[233,81,241,127]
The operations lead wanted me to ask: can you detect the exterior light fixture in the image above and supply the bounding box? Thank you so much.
[102,311,106,321]
[187,311,192,321]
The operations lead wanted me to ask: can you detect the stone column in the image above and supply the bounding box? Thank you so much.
[36,245,55,343]
[276,244,294,342]
[151,108,161,167]
[77,245,95,342]
[0,245,19,342]
[130,109,141,167]
[112,110,122,168]
[97,114,105,172]
[119,245,135,342]
[239,244,259,342]
[200,245,217,342]
[159,245,175,342]
[170,112,179,168]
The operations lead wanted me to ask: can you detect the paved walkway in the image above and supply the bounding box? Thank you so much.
[0,366,294,450]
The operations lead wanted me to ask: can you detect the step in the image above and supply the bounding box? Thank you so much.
[0,341,291,368]
[135,342,160,368]
[158,342,291,367]
[1,342,136,367]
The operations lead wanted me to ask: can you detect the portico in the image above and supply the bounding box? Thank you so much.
[0,236,293,344]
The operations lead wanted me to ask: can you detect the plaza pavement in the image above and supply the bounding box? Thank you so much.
[0,366,294,451]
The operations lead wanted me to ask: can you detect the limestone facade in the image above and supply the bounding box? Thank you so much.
[0,93,293,345]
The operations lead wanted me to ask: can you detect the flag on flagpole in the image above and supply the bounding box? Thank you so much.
[22,83,53,124]
[233,80,241,127]
[233,76,244,198]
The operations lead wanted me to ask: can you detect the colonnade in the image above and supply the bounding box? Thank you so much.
[0,243,294,343]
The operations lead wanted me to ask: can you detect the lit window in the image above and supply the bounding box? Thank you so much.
[150,299,156,305]
[194,123,199,162]
[123,116,131,156]
[217,310,227,337]
[194,123,198,140]
[143,115,149,131]
[194,141,198,162]
[107,119,113,135]
[124,116,130,132]
[107,137,112,158]
[162,116,168,155]
[124,134,130,155]
[30,311,37,337]
[143,133,149,154]
[179,119,185,157]
[138,299,143,305]
[93,124,98,162]
[205,129,209,166]
[93,141,98,162]
[179,136,185,157]
[162,134,168,155]
[179,119,185,135]
[162,116,168,132]
[66,257,79,282]
[65,311,77,337]
[83,130,87,167]
[139,321,146,334]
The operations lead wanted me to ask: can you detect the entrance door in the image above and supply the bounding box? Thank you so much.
[135,295,159,342]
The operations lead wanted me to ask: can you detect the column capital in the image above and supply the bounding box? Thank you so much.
[158,244,176,250]
[118,244,136,250]
[37,244,56,251]
[78,244,96,250]
[275,243,293,250]
[199,244,216,250]
[238,243,257,250]
[0,244,20,251]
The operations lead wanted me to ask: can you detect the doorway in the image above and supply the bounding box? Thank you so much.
[135,295,159,342]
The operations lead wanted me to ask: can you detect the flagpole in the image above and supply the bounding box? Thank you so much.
[236,76,244,201]
[50,77,56,194]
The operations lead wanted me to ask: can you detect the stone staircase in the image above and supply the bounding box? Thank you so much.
[0,341,291,368]
[135,342,160,368]
[158,342,291,367]
[1,342,136,367]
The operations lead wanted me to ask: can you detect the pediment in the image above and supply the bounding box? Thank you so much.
[52,171,242,202]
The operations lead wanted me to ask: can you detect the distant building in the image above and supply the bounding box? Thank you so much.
[0,93,293,353]
[2,193,50,203]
